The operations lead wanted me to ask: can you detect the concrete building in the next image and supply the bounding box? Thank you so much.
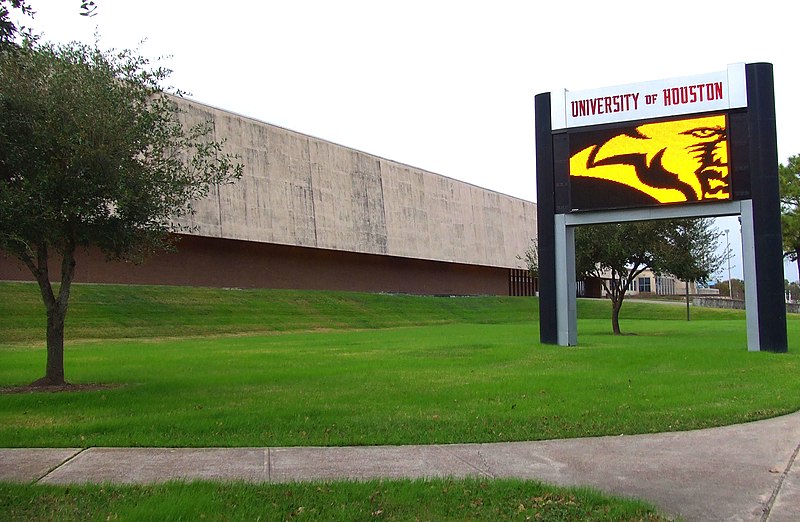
[0,97,539,296]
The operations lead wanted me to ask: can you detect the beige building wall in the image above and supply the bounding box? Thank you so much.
[176,97,537,269]
[594,268,720,297]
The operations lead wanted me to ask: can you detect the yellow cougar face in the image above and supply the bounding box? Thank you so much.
[570,114,730,204]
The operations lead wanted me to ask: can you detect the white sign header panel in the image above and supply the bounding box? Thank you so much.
[554,64,747,130]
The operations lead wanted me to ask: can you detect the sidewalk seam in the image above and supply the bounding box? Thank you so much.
[266,448,272,483]
[761,439,800,522]
[437,446,495,479]
[35,447,88,484]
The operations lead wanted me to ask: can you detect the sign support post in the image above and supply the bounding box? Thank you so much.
[554,214,577,346]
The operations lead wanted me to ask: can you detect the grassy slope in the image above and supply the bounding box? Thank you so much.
[0,283,539,343]
[1,282,798,448]
[0,282,746,344]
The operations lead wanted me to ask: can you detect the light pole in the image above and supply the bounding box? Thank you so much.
[725,229,732,298]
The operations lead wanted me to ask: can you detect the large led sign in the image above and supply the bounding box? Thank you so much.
[569,113,731,211]
[555,66,746,212]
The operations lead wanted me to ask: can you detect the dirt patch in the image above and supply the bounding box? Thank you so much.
[0,383,123,394]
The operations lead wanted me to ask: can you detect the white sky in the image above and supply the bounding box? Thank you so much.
[16,0,800,282]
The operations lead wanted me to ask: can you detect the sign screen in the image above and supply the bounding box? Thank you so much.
[568,113,731,211]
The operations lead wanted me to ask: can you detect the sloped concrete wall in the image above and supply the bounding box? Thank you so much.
[177,97,537,269]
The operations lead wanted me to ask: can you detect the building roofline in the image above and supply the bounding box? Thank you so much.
[177,94,536,207]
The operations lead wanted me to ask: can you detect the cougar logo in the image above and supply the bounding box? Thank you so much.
[570,114,730,206]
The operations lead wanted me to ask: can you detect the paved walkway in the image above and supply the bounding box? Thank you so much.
[2,411,799,521]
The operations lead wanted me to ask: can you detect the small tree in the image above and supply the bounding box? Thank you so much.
[714,278,745,300]
[518,238,538,279]
[576,221,658,335]
[786,280,800,302]
[576,219,724,335]
[0,39,242,386]
[779,155,800,276]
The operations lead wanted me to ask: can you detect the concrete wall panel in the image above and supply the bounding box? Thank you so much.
[174,98,536,269]
[308,140,388,254]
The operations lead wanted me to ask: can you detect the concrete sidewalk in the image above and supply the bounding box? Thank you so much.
[2,411,799,521]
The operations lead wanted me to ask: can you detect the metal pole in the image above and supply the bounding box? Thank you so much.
[685,281,690,321]
[726,229,732,298]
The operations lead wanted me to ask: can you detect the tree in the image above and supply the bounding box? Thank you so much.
[656,219,725,321]
[0,39,242,386]
[1,1,95,47]
[713,278,745,300]
[79,1,97,17]
[575,219,724,335]
[0,0,32,46]
[779,155,800,277]
[785,279,800,302]
[576,221,658,335]
[518,238,538,278]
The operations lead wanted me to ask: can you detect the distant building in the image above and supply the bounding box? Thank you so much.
[582,268,720,298]
[0,97,538,296]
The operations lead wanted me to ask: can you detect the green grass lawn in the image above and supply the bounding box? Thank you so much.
[3,282,789,521]
[1,282,798,448]
[0,478,669,521]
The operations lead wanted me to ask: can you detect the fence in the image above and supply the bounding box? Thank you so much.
[693,296,800,314]
[509,269,536,296]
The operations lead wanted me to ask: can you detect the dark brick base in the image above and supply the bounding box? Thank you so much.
[0,235,510,296]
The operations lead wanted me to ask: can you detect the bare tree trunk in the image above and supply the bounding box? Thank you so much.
[611,282,627,336]
[35,305,67,385]
[611,298,623,335]
[23,240,76,387]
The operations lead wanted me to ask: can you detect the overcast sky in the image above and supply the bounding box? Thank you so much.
[17,1,800,281]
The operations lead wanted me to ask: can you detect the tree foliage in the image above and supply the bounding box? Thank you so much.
[518,238,538,278]
[785,279,800,302]
[0,0,32,45]
[658,219,724,286]
[79,1,97,17]
[1,1,95,47]
[0,39,242,385]
[658,219,726,321]
[779,154,800,277]
[712,278,745,300]
[576,219,724,335]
